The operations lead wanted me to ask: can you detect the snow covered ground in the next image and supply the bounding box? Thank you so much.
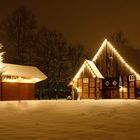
[0,99,140,140]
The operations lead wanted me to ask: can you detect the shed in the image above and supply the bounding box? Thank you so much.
[0,63,47,100]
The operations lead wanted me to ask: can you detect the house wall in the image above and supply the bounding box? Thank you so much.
[0,82,36,100]
[94,44,138,99]
[76,77,102,99]
[74,65,103,99]
[75,75,137,99]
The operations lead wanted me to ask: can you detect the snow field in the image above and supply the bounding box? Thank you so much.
[0,99,140,140]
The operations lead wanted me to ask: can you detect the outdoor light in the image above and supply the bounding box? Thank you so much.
[93,39,140,79]
[2,77,42,83]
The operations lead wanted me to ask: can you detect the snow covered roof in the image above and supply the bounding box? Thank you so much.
[2,63,47,83]
[69,60,104,85]
[85,60,104,79]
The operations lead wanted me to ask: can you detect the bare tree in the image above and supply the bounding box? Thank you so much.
[67,43,91,78]
[0,6,37,65]
[35,27,69,82]
[110,31,140,72]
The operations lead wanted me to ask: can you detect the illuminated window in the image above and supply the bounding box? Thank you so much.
[83,78,89,83]
[78,78,82,87]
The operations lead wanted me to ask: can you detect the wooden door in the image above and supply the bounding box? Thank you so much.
[105,88,119,99]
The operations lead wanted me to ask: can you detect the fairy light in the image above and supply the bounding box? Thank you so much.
[93,39,107,62]
[70,39,140,86]
[69,60,97,85]
[85,61,96,78]
[69,62,85,85]
[76,87,80,92]
[2,76,42,83]
[107,41,140,79]
[93,39,140,79]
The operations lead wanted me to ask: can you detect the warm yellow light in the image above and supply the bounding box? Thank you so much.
[93,39,107,62]
[109,42,140,78]
[93,39,140,79]
[107,41,140,79]
[76,87,80,92]
[85,61,96,78]
[32,78,40,82]
[69,60,97,85]
[2,77,41,83]
[120,86,123,92]
[69,63,85,85]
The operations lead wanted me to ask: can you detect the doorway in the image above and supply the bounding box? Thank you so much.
[104,88,119,99]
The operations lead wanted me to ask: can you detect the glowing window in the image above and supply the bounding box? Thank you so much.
[83,78,89,83]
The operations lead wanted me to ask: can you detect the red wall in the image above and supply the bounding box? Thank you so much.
[0,82,36,100]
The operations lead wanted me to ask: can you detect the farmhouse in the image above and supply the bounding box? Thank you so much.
[69,39,140,99]
[0,63,47,100]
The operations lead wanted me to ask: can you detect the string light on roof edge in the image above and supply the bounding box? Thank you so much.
[92,39,140,79]
[71,38,140,85]
[70,62,85,85]
[107,41,140,78]
[70,60,96,85]
[85,61,96,78]
[93,39,107,62]
[2,76,41,83]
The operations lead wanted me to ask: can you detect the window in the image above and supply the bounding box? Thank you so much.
[129,75,135,81]
[83,78,89,83]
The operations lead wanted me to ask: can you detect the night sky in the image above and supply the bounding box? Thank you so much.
[1,0,140,50]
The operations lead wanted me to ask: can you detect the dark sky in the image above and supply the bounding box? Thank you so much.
[1,0,140,50]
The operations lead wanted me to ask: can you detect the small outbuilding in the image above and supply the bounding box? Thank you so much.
[0,63,47,100]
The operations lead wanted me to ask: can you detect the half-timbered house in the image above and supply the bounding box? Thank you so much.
[69,39,140,99]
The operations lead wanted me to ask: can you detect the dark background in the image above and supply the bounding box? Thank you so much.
[1,0,140,50]
[0,0,140,99]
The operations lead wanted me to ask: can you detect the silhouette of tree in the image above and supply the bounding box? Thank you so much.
[0,6,37,65]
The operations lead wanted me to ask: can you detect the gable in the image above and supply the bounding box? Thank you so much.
[69,60,104,85]
[92,39,140,79]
